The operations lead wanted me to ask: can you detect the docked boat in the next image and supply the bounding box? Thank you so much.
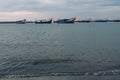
[54,17,76,24]
[16,19,26,24]
[35,18,52,24]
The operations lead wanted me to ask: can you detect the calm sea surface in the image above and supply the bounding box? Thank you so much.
[0,23,120,75]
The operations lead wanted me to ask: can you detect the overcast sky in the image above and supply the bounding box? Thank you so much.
[0,0,120,21]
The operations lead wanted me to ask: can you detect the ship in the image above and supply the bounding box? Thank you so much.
[16,19,26,24]
[35,18,52,24]
[54,17,76,24]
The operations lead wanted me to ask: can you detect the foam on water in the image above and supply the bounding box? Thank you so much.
[0,70,120,79]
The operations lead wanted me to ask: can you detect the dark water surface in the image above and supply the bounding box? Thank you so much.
[0,23,120,76]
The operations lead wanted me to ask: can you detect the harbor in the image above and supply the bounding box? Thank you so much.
[0,18,120,24]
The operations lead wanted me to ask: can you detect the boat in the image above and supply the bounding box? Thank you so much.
[54,17,76,24]
[35,18,52,24]
[16,19,26,24]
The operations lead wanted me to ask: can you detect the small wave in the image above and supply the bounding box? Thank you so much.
[0,70,120,79]
[31,59,83,65]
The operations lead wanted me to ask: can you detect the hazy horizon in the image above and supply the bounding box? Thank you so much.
[0,0,120,21]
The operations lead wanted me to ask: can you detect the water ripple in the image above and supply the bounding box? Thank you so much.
[0,70,120,79]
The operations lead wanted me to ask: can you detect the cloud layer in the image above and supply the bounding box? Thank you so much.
[0,0,120,20]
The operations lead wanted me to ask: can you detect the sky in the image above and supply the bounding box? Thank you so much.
[0,0,120,21]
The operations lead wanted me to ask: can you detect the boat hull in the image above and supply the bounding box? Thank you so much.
[55,17,76,24]
[35,21,52,24]
[16,19,26,24]
[35,19,52,24]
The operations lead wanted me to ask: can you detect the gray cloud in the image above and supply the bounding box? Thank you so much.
[0,0,120,20]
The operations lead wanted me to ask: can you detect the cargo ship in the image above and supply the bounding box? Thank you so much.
[54,17,76,24]
[16,19,26,24]
[35,18,52,24]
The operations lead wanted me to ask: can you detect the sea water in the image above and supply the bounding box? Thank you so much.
[0,23,120,77]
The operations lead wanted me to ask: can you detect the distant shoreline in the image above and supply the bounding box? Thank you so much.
[0,21,120,24]
[0,19,120,24]
[0,21,34,24]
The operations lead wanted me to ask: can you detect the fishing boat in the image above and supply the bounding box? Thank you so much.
[16,19,26,24]
[54,17,76,24]
[35,18,52,24]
